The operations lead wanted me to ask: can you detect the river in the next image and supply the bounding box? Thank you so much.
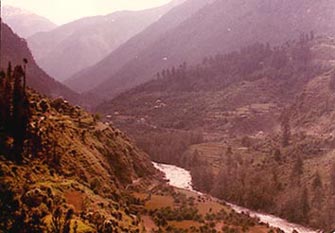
[152,162,320,233]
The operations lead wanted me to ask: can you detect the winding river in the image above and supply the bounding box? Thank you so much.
[152,162,319,233]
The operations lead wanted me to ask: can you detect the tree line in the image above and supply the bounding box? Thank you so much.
[0,61,30,163]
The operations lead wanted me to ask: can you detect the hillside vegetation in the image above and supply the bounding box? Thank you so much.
[0,62,277,232]
[98,35,335,231]
[0,62,157,232]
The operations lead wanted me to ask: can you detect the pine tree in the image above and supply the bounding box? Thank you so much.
[312,171,324,209]
[330,164,335,195]
[3,65,12,130]
[300,188,310,222]
[0,71,6,148]
[11,65,30,162]
[281,114,291,147]
[291,156,303,185]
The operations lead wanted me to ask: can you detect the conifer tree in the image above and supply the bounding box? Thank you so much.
[281,113,291,147]
[11,65,30,162]
[300,188,310,222]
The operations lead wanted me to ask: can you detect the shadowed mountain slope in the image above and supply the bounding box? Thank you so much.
[3,5,56,38]
[66,0,212,93]
[75,0,335,100]
[2,23,79,102]
[27,1,183,82]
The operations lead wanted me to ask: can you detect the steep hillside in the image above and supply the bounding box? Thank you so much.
[97,36,335,230]
[80,0,335,100]
[3,5,56,38]
[0,65,276,232]
[1,23,79,103]
[66,0,212,93]
[27,1,182,82]
[0,65,155,231]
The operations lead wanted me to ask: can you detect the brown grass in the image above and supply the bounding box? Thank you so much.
[64,191,84,212]
[169,220,202,229]
[145,195,174,210]
[141,215,158,232]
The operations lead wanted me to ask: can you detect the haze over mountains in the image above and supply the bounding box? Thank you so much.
[66,0,335,99]
[3,5,57,38]
[27,0,183,82]
[1,22,78,102]
[2,0,335,231]
[0,14,279,232]
[66,0,213,93]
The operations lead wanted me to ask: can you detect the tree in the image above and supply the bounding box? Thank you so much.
[50,207,74,233]
[191,149,200,166]
[281,113,291,147]
[310,31,315,41]
[0,71,7,152]
[11,65,30,162]
[300,188,310,223]
[291,156,303,185]
[273,148,282,162]
[312,171,324,209]
[156,72,161,80]
[330,164,335,195]
[0,63,30,160]
[312,171,322,190]
[0,182,20,231]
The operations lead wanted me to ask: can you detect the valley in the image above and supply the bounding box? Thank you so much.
[2,0,335,232]
[0,64,280,232]
[98,36,335,231]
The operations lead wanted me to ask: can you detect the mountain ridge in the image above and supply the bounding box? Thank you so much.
[73,0,335,100]
[3,5,56,38]
[1,22,79,103]
[65,0,213,93]
[27,1,184,82]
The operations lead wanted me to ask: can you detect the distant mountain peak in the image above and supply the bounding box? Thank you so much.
[2,5,57,38]
[3,5,34,17]
[27,1,182,82]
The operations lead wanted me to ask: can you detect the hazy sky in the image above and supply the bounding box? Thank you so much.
[4,0,172,25]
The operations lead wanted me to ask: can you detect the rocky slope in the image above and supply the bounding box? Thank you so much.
[27,1,183,82]
[3,5,56,38]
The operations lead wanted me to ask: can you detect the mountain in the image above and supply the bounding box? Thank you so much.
[0,69,276,232]
[1,23,79,102]
[27,1,183,82]
[96,36,335,231]
[74,0,335,99]
[3,5,56,38]
[66,0,213,93]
